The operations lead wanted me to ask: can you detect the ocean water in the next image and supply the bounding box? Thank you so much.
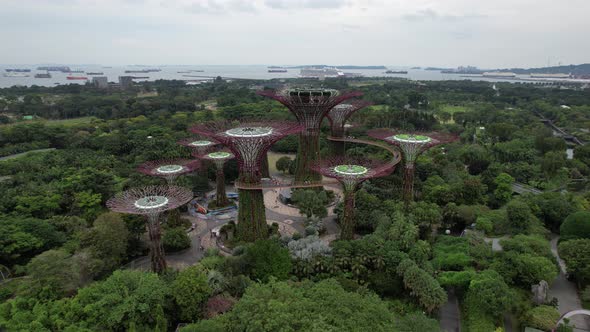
[0,64,580,88]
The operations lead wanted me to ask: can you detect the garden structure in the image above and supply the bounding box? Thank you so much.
[137,158,201,184]
[257,88,362,185]
[326,100,373,155]
[106,186,193,273]
[368,129,458,204]
[199,150,235,208]
[177,137,219,176]
[191,121,303,242]
[312,157,396,240]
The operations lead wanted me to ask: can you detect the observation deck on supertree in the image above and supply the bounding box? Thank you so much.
[137,158,201,185]
[191,121,303,242]
[257,88,362,184]
[311,157,397,240]
[326,100,372,155]
[177,137,219,155]
[107,185,193,273]
[199,150,235,208]
[368,129,458,204]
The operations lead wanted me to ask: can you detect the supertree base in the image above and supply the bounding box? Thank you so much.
[340,190,355,240]
[236,189,269,242]
[147,217,167,273]
[294,133,322,185]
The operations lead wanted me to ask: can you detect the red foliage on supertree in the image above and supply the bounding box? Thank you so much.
[190,121,302,183]
[137,158,201,184]
[326,100,373,137]
[106,185,193,217]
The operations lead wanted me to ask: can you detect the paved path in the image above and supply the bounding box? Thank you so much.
[439,289,461,332]
[483,236,507,252]
[548,235,590,330]
[0,148,56,161]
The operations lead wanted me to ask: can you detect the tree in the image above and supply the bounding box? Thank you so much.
[291,189,328,219]
[397,259,447,312]
[275,156,292,174]
[394,312,441,332]
[493,173,514,206]
[465,270,511,318]
[80,212,128,276]
[560,211,590,241]
[25,249,82,299]
[542,151,567,175]
[163,227,191,252]
[172,265,212,322]
[245,239,292,282]
[524,305,560,331]
[183,278,397,331]
[559,239,590,284]
[506,199,535,234]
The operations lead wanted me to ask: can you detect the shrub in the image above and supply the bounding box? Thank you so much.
[245,239,292,282]
[560,211,590,241]
[475,216,493,234]
[163,227,191,252]
[524,305,560,331]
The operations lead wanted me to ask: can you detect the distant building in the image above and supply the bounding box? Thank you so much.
[92,76,108,89]
[119,76,134,89]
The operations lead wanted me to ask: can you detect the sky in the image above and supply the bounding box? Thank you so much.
[1,0,589,68]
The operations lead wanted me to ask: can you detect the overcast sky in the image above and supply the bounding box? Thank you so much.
[1,0,588,68]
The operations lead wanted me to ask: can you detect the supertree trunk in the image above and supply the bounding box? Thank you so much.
[403,162,415,205]
[330,128,346,156]
[215,165,229,207]
[147,215,167,273]
[341,190,356,240]
[295,130,322,185]
[237,189,268,242]
[260,153,270,178]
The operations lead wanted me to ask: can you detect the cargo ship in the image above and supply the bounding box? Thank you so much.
[529,73,570,79]
[35,73,52,78]
[385,70,408,74]
[5,68,31,72]
[67,76,88,80]
[86,72,104,75]
[38,66,71,72]
[125,69,150,73]
[3,72,29,77]
[268,69,288,73]
[300,67,343,78]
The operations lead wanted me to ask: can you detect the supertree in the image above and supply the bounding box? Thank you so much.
[191,121,303,242]
[177,137,219,176]
[326,100,373,155]
[311,157,397,240]
[368,129,458,203]
[199,150,235,208]
[137,158,201,185]
[257,88,362,184]
[107,186,193,273]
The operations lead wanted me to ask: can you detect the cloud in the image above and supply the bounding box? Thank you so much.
[265,0,349,10]
[185,0,257,14]
[402,8,487,22]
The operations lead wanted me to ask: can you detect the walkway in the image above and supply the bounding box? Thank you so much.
[439,289,461,332]
[548,235,590,330]
[0,148,56,161]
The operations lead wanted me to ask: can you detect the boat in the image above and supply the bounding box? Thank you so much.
[385,70,408,74]
[86,72,104,75]
[189,70,204,72]
[37,66,71,72]
[268,69,288,73]
[34,73,52,78]
[300,67,343,78]
[177,71,191,73]
[3,72,29,77]
[410,67,421,70]
[125,69,150,73]
[5,69,31,72]
[69,70,84,73]
[130,76,149,79]
[67,76,88,80]
[529,73,570,79]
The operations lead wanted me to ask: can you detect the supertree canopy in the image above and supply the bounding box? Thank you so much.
[368,129,458,203]
[137,158,201,184]
[257,88,362,184]
[177,137,219,155]
[107,185,193,273]
[200,150,235,208]
[312,157,396,240]
[191,121,303,242]
[326,100,372,155]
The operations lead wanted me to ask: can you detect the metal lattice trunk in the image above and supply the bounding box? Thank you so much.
[257,89,362,184]
[200,151,235,208]
[368,129,458,204]
[106,186,193,273]
[311,156,398,240]
[326,100,372,156]
[191,121,303,242]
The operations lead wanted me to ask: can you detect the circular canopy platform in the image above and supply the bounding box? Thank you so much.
[134,195,169,210]
[333,164,368,176]
[189,140,215,147]
[207,151,233,159]
[225,127,273,138]
[391,134,432,143]
[285,88,339,98]
[155,165,184,174]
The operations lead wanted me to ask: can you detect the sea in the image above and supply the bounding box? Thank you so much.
[1,65,588,88]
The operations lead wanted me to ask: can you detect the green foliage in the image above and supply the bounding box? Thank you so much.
[475,216,493,234]
[172,265,212,321]
[393,312,441,332]
[493,173,514,206]
[275,156,293,173]
[291,189,328,219]
[437,270,475,293]
[466,270,511,318]
[80,212,128,276]
[560,211,590,241]
[245,239,292,282]
[432,236,472,271]
[183,278,397,332]
[24,249,83,299]
[559,239,590,284]
[524,305,560,331]
[506,199,537,234]
[163,227,191,252]
[397,259,447,312]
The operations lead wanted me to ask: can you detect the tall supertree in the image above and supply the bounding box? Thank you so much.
[326,100,372,155]
[191,121,303,242]
[137,158,201,185]
[311,157,396,240]
[107,186,193,273]
[199,150,234,208]
[177,137,219,176]
[257,88,362,184]
[368,129,458,203]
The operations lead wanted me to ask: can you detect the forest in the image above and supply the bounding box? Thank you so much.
[0,77,589,331]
